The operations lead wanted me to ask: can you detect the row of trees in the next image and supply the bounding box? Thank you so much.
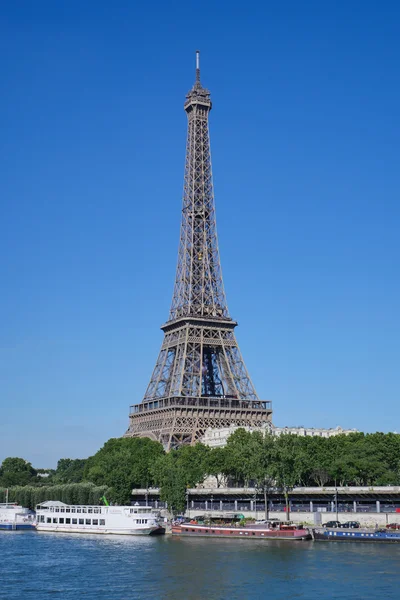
[150,430,400,515]
[0,456,88,488]
[0,483,111,510]
[2,430,400,514]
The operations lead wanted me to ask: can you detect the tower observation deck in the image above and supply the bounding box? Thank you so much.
[125,52,272,449]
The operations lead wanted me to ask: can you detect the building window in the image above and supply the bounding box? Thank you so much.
[59,518,64,524]
[88,508,93,514]
[46,518,51,523]
[55,508,59,513]
[100,519,105,526]
[72,519,77,525]
[85,519,91,525]
[53,518,58,523]
[82,508,87,514]
[79,519,84,525]
[92,519,98,525]
[77,509,81,513]
[66,518,71,524]
[66,509,70,513]
[71,508,76,513]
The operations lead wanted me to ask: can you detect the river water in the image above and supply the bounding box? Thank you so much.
[0,531,399,599]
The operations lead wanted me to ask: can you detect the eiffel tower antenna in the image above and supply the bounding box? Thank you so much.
[126,52,272,449]
[196,49,200,82]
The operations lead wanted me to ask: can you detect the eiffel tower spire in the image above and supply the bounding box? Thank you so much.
[126,52,272,449]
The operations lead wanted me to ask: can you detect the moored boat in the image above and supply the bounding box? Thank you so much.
[0,503,36,531]
[172,517,311,540]
[312,527,400,543]
[36,501,165,536]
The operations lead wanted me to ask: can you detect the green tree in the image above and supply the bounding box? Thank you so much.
[272,435,305,521]
[248,432,276,520]
[224,428,255,486]
[54,458,87,483]
[0,457,37,487]
[205,447,229,488]
[152,451,187,515]
[84,437,164,504]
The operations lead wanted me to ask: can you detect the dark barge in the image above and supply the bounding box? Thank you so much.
[312,527,400,543]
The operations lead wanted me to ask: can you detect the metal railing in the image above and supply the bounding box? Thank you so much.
[130,396,272,414]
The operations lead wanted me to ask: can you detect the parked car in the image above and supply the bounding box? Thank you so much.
[323,521,341,528]
[340,521,360,529]
[386,523,400,530]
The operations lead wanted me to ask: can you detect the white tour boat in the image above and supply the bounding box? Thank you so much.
[35,501,165,535]
[0,503,36,531]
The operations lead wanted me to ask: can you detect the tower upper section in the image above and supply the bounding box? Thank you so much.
[169,51,230,323]
[184,50,212,114]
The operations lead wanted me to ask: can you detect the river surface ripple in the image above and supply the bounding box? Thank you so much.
[0,531,399,599]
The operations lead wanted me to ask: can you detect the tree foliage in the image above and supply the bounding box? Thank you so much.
[83,437,165,504]
[0,457,37,487]
[3,431,400,512]
[0,483,111,510]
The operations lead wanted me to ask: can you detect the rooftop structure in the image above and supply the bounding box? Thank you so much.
[202,424,358,448]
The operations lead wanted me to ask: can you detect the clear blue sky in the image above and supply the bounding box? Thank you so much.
[1,1,399,467]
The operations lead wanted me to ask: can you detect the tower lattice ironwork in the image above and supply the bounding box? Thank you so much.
[126,52,272,449]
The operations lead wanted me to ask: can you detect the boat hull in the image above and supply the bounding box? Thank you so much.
[172,524,310,540]
[36,525,165,536]
[313,528,400,543]
[0,523,36,531]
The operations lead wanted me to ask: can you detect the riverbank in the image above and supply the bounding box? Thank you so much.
[183,509,400,528]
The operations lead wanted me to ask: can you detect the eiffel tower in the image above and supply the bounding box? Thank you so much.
[125,52,272,449]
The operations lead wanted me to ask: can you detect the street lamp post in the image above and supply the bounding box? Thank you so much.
[335,484,339,522]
